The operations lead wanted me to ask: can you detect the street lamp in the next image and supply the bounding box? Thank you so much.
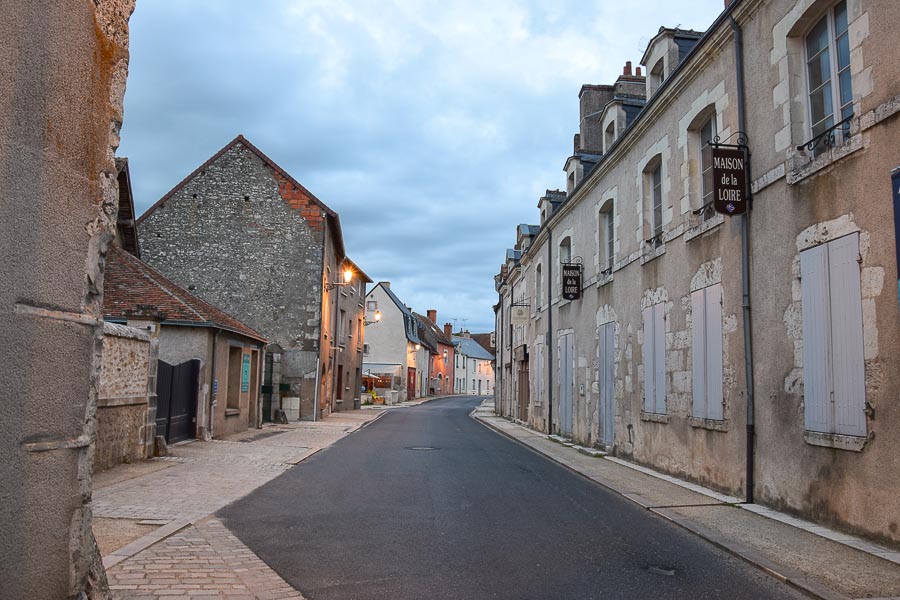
[325,265,354,290]
[365,310,381,326]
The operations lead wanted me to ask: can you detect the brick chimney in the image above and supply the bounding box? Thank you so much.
[444,323,453,338]
[623,61,632,76]
[427,309,437,323]
[635,66,642,77]
[382,281,390,289]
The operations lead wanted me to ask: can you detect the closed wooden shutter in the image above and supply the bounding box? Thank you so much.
[653,304,667,414]
[800,243,833,433]
[642,307,655,413]
[691,289,707,418]
[828,233,866,436]
[705,284,724,420]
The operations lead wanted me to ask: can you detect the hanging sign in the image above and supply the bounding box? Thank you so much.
[510,305,529,325]
[712,147,748,215]
[561,263,583,301]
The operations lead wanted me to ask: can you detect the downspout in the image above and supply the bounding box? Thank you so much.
[546,227,554,433]
[208,328,220,439]
[314,211,328,422]
[730,12,755,504]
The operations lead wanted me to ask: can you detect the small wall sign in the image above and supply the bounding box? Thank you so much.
[510,305,529,325]
[241,354,251,393]
[712,147,748,215]
[561,263,583,301]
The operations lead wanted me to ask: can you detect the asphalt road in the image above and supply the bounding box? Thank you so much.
[218,396,803,600]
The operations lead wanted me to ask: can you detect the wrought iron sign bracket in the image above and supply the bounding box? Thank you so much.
[709,131,752,214]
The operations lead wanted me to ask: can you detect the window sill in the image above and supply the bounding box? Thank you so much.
[689,417,728,432]
[803,430,868,452]
[787,134,863,185]
[596,272,613,288]
[225,408,241,417]
[685,213,724,242]
[640,411,669,424]
[640,243,666,265]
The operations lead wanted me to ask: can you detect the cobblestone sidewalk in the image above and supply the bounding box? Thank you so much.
[96,410,381,599]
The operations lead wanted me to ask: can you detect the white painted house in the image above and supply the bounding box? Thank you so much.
[363,282,425,402]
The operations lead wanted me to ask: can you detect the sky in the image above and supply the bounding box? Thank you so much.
[119,0,724,333]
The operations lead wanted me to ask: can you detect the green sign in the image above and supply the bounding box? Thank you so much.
[241,354,251,393]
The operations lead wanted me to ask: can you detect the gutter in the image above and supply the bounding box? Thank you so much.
[729,12,756,504]
[547,227,554,433]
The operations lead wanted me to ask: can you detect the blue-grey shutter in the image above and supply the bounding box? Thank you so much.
[653,304,667,414]
[828,233,866,436]
[598,323,615,446]
[801,244,832,433]
[705,283,724,421]
[642,307,654,413]
[691,289,707,418]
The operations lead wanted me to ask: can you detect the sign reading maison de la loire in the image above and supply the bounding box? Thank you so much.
[712,147,748,216]
[562,263,583,301]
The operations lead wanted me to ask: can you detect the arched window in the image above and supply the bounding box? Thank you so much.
[559,236,572,264]
[642,156,664,246]
[598,200,614,274]
[535,264,543,310]
[604,121,616,153]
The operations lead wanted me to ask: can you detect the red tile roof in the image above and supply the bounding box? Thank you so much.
[103,245,267,342]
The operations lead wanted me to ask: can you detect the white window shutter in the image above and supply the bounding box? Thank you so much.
[705,283,724,421]
[800,244,833,433]
[828,233,866,437]
[642,307,654,413]
[691,289,707,418]
[653,304,667,414]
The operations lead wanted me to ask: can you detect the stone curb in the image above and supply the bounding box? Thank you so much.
[470,409,848,600]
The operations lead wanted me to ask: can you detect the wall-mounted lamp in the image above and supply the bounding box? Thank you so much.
[364,310,382,326]
[443,349,448,360]
[325,266,354,290]
[414,343,421,352]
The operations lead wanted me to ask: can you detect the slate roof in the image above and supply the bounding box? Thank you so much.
[469,333,496,358]
[373,282,422,345]
[103,245,267,342]
[453,336,494,361]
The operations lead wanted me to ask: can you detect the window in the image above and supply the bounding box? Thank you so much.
[805,1,852,155]
[604,121,616,152]
[367,300,377,311]
[643,157,664,245]
[226,347,243,410]
[338,309,346,342]
[534,343,543,406]
[363,343,370,356]
[642,303,666,414]
[691,284,724,420]
[649,58,665,95]
[599,201,614,274]
[699,115,716,211]
[800,233,866,437]
[559,236,572,264]
[535,264,543,310]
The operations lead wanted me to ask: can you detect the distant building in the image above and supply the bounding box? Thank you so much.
[364,282,425,402]
[453,332,495,396]
[413,310,456,396]
[137,135,368,421]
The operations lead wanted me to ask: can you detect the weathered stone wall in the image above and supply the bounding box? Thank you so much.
[139,141,324,419]
[0,1,134,597]
[96,323,154,471]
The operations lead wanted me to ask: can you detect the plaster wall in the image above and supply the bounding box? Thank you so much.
[0,1,133,597]
[364,285,413,400]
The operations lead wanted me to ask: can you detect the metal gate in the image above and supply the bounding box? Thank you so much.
[156,359,200,444]
[598,323,615,448]
[558,332,574,436]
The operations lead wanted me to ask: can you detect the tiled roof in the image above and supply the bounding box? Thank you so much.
[412,312,454,350]
[103,245,267,342]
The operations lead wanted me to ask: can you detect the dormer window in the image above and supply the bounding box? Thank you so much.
[604,121,616,153]
[649,58,665,95]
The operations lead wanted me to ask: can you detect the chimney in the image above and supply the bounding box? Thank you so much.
[635,66,642,77]
[444,323,453,338]
[463,330,471,338]
[427,309,437,323]
[623,61,632,76]
[382,281,390,289]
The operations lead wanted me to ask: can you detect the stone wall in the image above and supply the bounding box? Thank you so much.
[0,1,134,597]
[139,140,325,419]
[96,322,156,471]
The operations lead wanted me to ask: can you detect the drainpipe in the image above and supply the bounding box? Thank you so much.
[730,12,756,504]
[546,227,554,433]
[314,212,328,422]
[208,329,220,439]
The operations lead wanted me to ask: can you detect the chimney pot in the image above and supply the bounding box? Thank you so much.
[624,60,632,76]
[427,309,437,323]
[635,66,642,77]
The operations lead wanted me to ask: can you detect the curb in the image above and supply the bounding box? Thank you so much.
[470,409,849,600]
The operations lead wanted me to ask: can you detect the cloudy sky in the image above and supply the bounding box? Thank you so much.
[119,0,723,333]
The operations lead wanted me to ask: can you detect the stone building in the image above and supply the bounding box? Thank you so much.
[494,0,900,546]
[138,135,366,421]
[329,258,373,411]
[453,332,495,396]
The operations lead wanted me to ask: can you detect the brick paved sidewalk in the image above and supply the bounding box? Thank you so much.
[95,410,381,599]
[107,519,304,600]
